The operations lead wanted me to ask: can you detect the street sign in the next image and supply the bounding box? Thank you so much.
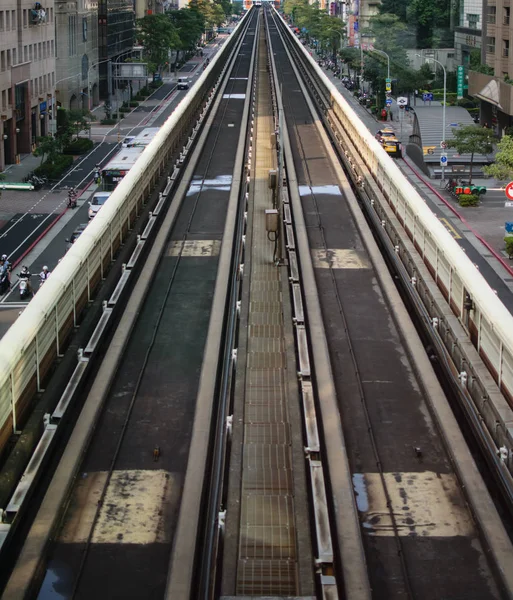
[385,77,391,92]
[506,222,513,233]
[440,154,448,166]
[422,93,434,102]
[397,97,407,106]
[505,181,513,200]
[505,202,513,207]
[440,141,447,149]
[457,65,465,99]
[385,98,392,106]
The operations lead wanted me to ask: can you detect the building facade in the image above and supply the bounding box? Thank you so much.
[468,0,513,133]
[98,0,135,99]
[54,0,99,113]
[0,0,56,170]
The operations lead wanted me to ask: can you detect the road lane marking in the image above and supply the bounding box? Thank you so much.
[439,217,462,239]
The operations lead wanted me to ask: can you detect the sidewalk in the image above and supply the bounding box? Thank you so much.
[2,154,42,183]
[307,46,513,293]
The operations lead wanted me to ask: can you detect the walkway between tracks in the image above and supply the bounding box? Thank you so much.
[221,23,314,597]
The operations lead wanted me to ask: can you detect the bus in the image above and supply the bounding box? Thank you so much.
[101,147,145,191]
[127,128,160,148]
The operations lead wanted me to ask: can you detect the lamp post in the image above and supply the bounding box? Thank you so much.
[417,53,447,182]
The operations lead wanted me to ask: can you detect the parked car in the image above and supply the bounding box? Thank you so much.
[88,191,111,220]
[65,223,88,251]
[177,77,190,90]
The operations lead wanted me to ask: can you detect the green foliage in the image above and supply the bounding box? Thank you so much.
[469,49,494,75]
[61,109,94,141]
[129,101,139,107]
[119,106,132,113]
[505,236,513,258]
[446,125,496,183]
[484,135,513,181]
[62,137,94,155]
[458,193,480,206]
[33,135,62,165]
[100,118,119,125]
[138,14,181,73]
[34,155,73,180]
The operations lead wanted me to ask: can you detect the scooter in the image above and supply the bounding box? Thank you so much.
[18,276,32,300]
[68,191,77,209]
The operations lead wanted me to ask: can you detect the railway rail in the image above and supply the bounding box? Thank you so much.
[3,5,513,600]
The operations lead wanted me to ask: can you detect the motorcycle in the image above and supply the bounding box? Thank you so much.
[18,275,32,300]
[68,190,77,209]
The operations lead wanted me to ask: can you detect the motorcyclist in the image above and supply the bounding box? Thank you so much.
[39,265,50,287]
[94,164,101,184]
[1,254,11,274]
[18,266,32,295]
[68,187,77,208]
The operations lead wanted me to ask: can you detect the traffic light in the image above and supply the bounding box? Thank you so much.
[330,2,336,15]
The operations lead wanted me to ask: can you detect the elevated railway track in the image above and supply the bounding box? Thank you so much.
[2,6,513,600]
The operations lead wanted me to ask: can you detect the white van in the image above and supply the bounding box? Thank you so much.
[177,77,189,90]
[88,191,111,220]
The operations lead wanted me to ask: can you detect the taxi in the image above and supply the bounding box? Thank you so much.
[375,127,402,158]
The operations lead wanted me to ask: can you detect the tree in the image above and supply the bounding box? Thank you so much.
[67,109,93,140]
[446,125,496,184]
[484,135,513,182]
[168,8,204,68]
[33,135,62,165]
[138,14,180,75]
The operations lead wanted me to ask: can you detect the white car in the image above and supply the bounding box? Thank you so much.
[122,136,136,148]
[177,77,189,90]
[88,191,111,220]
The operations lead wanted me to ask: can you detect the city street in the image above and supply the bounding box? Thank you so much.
[0,37,226,335]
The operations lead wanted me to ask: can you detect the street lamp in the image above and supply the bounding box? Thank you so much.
[416,53,446,182]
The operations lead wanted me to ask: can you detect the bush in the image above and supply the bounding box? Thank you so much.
[101,118,118,125]
[129,101,139,107]
[458,193,480,207]
[149,80,163,89]
[505,236,513,258]
[119,106,131,113]
[34,154,74,180]
[63,137,94,155]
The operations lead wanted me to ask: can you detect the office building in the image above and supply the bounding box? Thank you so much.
[0,0,56,170]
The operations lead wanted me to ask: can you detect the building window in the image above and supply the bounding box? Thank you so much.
[69,15,77,55]
[5,10,10,30]
[38,42,41,60]
[0,12,4,31]
[487,36,496,54]
[23,9,27,27]
[505,7,510,25]
[11,10,15,29]
[487,7,496,24]
[12,48,16,65]
[1,90,6,110]
[0,51,5,72]
[83,16,87,41]
[503,39,510,58]
[467,13,479,28]
[82,54,89,81]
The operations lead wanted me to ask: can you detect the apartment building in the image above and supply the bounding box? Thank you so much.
[0,0,55,170]
[469,0,513,132]
[54,0,99,112]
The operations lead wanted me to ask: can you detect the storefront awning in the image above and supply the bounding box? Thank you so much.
[475,79,503,109]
